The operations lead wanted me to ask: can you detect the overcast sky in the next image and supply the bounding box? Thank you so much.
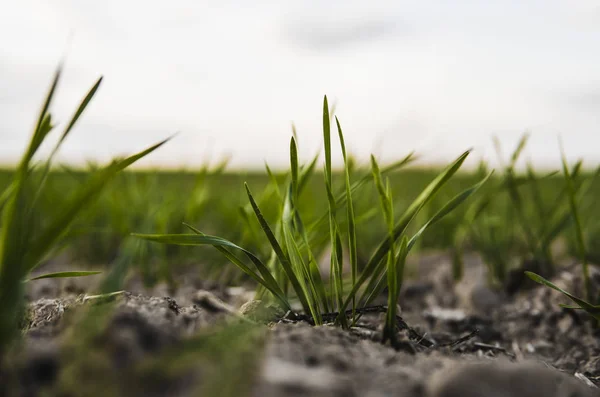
[1,1,599,170]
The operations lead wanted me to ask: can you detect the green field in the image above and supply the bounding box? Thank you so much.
[1,153,597,289]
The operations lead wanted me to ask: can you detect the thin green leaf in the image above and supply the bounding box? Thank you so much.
[298,151,319,195]
[525,271,600,319]
[26,271,101,282]
[282,184,329,313]
[510,133,529,168]
[361,171,493,305]
[408,171,494,251]
[338,150,471,319]
[290,137,299,200]
[26,137,172,271]
[135,231,290,310]
[336,116,358,319]
[24,66,62,168]
[560,140,590,301]
[245,183,311,313]
[264,162,283,201]
[323,96,332,183]
[281,207,322,323]
[52,77,103,160]
[383,236,407,345]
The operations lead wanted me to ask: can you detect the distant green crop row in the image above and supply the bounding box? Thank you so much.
[3,153,599,288]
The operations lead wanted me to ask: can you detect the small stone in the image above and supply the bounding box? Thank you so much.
[429,361,597,397]
[193,290,235,314]
[423,307,467,322]
[470,284,503,313]
[238,300,284,323]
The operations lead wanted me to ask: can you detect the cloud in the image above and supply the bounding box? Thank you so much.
[282,15,405,52]
[570,88,600,108]
[557,86,600,111]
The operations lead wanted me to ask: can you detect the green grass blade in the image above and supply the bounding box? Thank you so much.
[184,222,275,286]
[0,182,14,212]
[383,236,407,345]
[360,164,484,308]
[559,304,585,310]
[322,98,345,320]
[307,151,417,234]
[298,152,319,195]
[286,136,327,317]
[26,271,102,282]
[371,156,393,228]
[560,141,590,301]
[281,210,322,323]
[49,77,103,162]
[336,117,358,319]
[407,171,494,251]
[283,183,330,313]
[526,162,546,225]
[264,162,283,202]
[185,223,289,310]
[510,133,529,168]
[23,66,62,167]
[337,150,471,319]
[290,137,299,200]
[323,96,332,181]
[245,183,311,313]
[539,209,572,252]
[364,159,395,312]
[135,231,290,310]
[25,137,171,271]
[29,77,105,215]
[0,67,63,352]
[525,271,600,319]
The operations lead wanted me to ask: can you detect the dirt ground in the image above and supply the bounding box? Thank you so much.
[3,253,600,396]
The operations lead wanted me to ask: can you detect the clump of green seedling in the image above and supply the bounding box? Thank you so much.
[453,134,588,289]
[0,65,168,354]
[136,96,491,344]
[526,140,600,316]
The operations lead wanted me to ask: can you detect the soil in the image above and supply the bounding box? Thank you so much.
[2,253,600,397]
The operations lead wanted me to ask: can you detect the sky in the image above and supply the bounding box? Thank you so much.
[0,0,599,170]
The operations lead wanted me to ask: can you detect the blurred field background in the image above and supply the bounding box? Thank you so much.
[3,152,597,290]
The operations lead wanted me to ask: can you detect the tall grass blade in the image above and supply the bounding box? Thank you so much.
[50,77,103,161]
[322,97,345,323]
[407,171,494,252]
[362,171,493,304]
[298,152,319,195]
[25,66,61,165]
[384,236,407,345]
[30,77,104,214]
[25,138,171,271]
[560,141,590,301]
[244,183,311,313]
[525,271,600,319]
[337,150,471,318]
[336,117,358,320]
[290,137,299,200]
[26,271,102,281]
[134,231,290,310]
[510,133,529,168]
[182,223,285,301]
[281,204,322,323]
